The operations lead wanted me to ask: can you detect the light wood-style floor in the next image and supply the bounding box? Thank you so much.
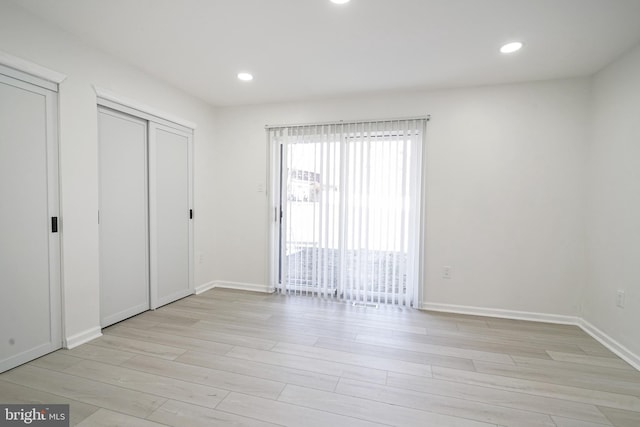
[1,288,639,427]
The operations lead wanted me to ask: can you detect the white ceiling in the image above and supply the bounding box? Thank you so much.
[12,0,640,107]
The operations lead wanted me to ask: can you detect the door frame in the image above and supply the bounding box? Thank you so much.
[95,88,195,312]
[267,132,284,292]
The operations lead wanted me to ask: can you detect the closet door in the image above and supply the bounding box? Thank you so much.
[98,108,149,327]
[0,72,61,372]
[149,123,193,308]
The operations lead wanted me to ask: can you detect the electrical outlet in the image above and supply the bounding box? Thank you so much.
[616,290,625,308]
[442,266,452,279]
[197,252,204,265]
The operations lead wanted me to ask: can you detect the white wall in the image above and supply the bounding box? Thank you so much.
[0,2,218,342]
[213,78,590,316]
[586,43,640,359]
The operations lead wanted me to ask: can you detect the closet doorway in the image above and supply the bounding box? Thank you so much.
[98,99,194,328]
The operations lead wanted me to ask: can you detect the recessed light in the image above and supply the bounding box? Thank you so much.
[500,42,523,54]
[237,72,253,81]
[330,0,350,4]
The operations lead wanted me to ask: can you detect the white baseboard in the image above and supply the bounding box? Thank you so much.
[205,280,275,294]
[195,281,216,295]
[421,302,640,372]
[64,326,102,350]
[421,302,580,325]
[578,319,640,371]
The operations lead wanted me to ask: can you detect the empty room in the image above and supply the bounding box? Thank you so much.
[1,0,640,426]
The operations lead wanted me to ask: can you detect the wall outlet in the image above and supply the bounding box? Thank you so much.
[616,290,625,308]
[442,266,452,279]
[197,252,204,265]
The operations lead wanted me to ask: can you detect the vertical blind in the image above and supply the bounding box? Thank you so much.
[269,118,426,307]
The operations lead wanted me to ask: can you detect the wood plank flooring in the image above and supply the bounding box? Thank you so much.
[2,288,639,426]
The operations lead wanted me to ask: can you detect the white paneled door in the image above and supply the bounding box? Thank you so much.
[98,108,150,327]
[0,71,61,372]
[149,123,193,308]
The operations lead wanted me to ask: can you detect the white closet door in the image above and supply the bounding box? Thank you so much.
[0,73,61,372]
[98,108,149,327]
[149,123,193,308]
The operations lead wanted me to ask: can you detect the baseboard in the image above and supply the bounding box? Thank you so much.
[208,280,275,294]
[195,281,216,295]
[64,326,102,350]
[421,302,640,372]
[578,319,640,371]
[421,302,580,325]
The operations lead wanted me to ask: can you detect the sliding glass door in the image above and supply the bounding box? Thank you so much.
[270,119,426,307]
